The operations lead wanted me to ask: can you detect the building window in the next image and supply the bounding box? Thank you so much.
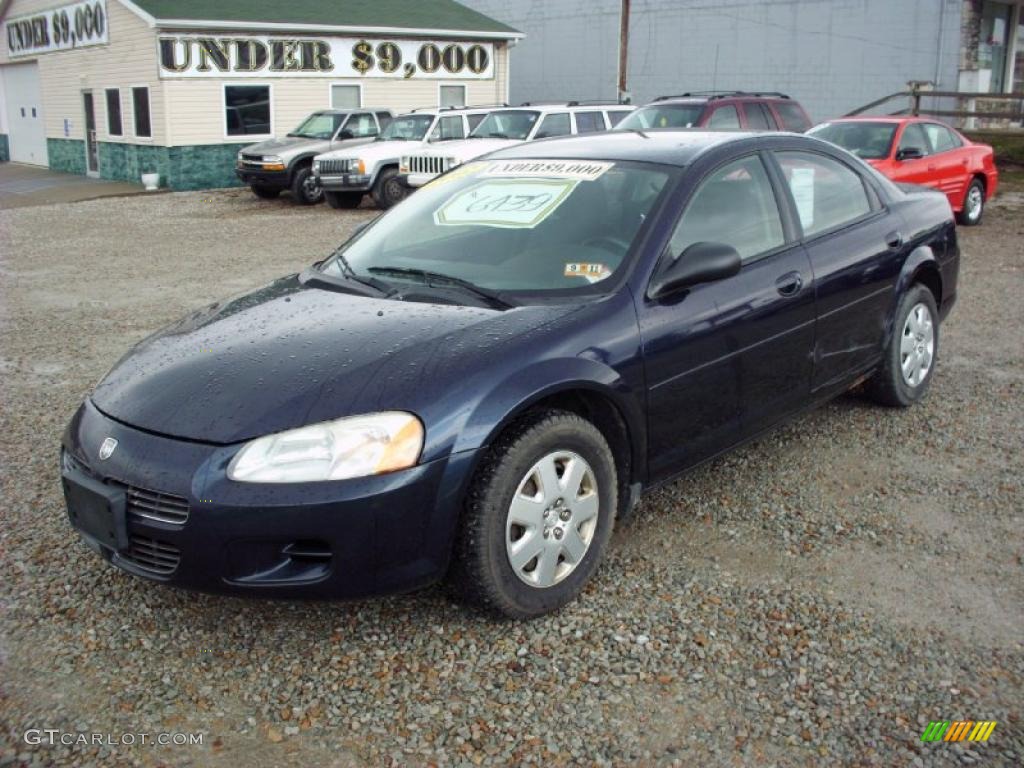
[132,87,151,138]
[331,84,361,109]
[440,84,466,108]
[105,88,122,136]
[225,85,271,137]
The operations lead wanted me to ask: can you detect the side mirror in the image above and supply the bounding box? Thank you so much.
[896,147,924,161]
[649,242,741,299]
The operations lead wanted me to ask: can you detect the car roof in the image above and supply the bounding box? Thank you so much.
[500,103,633,114]
[485,130,768,166]
[647,91,794,105]
[818,116,928,125]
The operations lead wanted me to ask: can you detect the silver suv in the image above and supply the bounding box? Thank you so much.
[236,109,393,204]
[313,106,500,210]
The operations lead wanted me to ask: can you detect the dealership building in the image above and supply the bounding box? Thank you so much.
[0,0,519,188]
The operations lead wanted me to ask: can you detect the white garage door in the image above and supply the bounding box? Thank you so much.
[3,62,49,166]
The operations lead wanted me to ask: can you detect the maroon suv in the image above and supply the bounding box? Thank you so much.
[615,91,812,133]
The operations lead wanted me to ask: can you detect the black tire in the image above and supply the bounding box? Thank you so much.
[956,177,985,226]
[450,409,617,619]
[290,165,323,205]
[371,167,408,209]
[325,191,363,210]
[250,185,280,200]
[866,284,940,408]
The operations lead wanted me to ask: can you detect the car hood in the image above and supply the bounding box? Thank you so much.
[242,136,318,155]
[417,138,524,162]
[91,275,570,444]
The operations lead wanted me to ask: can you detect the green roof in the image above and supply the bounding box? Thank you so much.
[129,0,520,37]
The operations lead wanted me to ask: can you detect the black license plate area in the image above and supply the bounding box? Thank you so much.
[62,470,128,551]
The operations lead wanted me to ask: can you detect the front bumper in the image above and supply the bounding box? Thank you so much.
[403,172,435,188]
[61,400,475,599]
[235,167,289,188]
[318,173,373,192]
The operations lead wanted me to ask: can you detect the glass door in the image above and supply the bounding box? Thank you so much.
[82,91,99,176]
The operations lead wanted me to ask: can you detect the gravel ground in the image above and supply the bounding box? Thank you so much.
[0,187,1021,767]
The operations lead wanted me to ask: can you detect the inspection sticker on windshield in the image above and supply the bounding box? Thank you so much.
[564,262,611,283]
[434,179,577,229]
[481,160,614,181]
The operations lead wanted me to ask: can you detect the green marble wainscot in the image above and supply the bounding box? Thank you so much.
[46,138,88,175]
[0,134,9,162]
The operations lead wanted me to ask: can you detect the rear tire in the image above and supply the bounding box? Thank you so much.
[290,165,323,205]
[450,409,617,619]
[325,191,363,209]
[250,185,280,200]
[956,178,985,226]
[866,284,939,408]
[371,167,408,209]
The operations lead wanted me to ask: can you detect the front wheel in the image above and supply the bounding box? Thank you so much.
[866,284,939,407]
[290,166,323,205]
[956,178,985,226]
[450,409,617,619]
[325,191,363,209]
[371,167,408,209]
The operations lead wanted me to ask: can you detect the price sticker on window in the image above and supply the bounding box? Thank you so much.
[434,179,577,229]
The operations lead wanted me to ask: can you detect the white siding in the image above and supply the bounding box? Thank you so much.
[0,0,166,143]
[164,42,510,145]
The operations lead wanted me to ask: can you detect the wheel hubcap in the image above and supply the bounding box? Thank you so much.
[304,176,322,201]
[900,302,934,387]
[505,451,599,589]
[967,186,982,219]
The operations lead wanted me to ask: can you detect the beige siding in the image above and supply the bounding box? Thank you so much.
[1,0,166,143]
[164,42,510,146]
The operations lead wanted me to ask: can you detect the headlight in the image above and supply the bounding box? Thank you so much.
[446,157,461,170]
[228,412,424,483]
[262,155,282,163]
[312,160,321,173]
[399,156,410,173]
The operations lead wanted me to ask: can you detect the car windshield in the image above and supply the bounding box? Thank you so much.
[320,158,672,298]
[379,114,435,141]
[470,111,541,140]
[617,104,705,130]
[289,112,344,139]
[808,121,897,160]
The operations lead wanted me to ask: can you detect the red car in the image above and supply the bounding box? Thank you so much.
[808,117,998,225]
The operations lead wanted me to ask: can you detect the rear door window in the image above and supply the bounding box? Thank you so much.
[708,105,741,129]
[773,102,810,132]
[743,102,773,130]
[534,112,571,138]
[606,110,632,127]
[774,151,874,238]
[435,115,465,140]
[574,111,605,133]
[344,113,378,137]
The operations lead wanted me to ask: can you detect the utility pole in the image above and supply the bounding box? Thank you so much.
[618,0,631,103]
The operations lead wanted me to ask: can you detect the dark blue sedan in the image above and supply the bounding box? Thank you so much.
[61,131,959,618]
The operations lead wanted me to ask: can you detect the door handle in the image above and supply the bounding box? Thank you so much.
[885,230,904,248]
[775,271,803,297]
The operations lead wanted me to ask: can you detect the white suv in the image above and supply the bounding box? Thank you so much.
[313,106,499,210]
[399,102,635,188]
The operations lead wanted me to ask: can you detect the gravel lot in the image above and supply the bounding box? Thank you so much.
[1,186,1021,767]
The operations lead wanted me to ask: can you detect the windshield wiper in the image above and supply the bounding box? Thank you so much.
[367,266,513,309]
[328,252,393,296]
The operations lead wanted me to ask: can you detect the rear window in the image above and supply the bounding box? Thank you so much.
[774,102,810,132]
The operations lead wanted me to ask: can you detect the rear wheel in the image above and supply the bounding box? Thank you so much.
[250,185,280,200]
[290,165,323,205]
[325,191,363,209]
[956,178,985,226]
[866,284,939,407]
[450,409,617,619]
[371,167,408,209]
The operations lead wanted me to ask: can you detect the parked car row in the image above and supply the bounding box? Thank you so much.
[236,90,998,225]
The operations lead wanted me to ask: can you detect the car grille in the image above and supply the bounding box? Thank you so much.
[318,158,352,175]
[110,481,190,526]
[408,155,452,176]
[118,535,181,576]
